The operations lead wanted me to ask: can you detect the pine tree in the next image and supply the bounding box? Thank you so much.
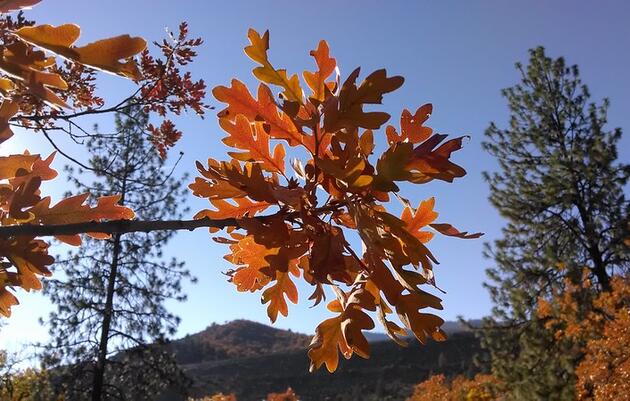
[480,47,630,401]
[41,109,195,400]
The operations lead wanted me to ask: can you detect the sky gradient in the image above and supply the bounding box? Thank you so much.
[1,1,629,354]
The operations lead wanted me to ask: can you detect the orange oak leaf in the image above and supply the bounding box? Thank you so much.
[0,286,19,317]
[213,80,314,152]
[8,176,41,222]
[303,40,336,102]
[401,197,438,243]
[0,154,39,180]
[9,152,57,188]
[225,235,274,292]
[222,162,278,204]
[29,194,135,245]
[0,100,19,143]
[308,295,375,373]
[396,292,446,344]
[15,24,146,79]
[245,29,302,103]
[324,68,403,131]
[386,104,434,145]
[261,267,299,323]
[190,159,248,200]
[0,236,53,292]
[220,114,286,174]
[194,197,270,220]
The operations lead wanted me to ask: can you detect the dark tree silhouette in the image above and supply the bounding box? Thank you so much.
[41,109,196,401]
[480,47,630,401]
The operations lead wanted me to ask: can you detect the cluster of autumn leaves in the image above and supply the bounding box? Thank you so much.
[537,272,630,400]
[0,0,481,373]
[0,0,145,316]
[406,270,630,401]
[190,29,482,372]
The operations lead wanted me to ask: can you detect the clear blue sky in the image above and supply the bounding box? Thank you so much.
[1,1,629,353]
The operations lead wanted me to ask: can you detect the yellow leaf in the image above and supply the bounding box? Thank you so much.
[245,29,303,103]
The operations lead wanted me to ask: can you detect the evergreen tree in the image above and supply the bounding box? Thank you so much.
[41,109,195,401]
[480,47,630,401]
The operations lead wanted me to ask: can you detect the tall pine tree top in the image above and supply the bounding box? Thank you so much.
[480,47,630,401]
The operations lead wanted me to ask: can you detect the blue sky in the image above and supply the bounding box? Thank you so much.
[1,1,629,353]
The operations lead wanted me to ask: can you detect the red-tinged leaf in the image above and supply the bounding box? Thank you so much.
[220,115,286,174]
[400,104,433,143]
[407,135,468,183]
[429,223,483,239]
[194,197,269,220]
[262,268,299,323]
[303,40,336,102]
[401,197,438,243]
[148,120,182,158]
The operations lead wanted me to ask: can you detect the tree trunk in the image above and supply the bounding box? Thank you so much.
[92,169,128,401]
[91,232,122,401]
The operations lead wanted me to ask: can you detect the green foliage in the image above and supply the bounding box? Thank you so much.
[40,109,195,400]
[480,47,630,401]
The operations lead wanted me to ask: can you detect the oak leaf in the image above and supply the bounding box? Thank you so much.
[220,114,286,174]
[245,29,303,103]
[16,24,147,79]
[262,267,299,323]
[303,40,336,102]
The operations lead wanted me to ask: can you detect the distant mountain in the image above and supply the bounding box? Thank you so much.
[170,319,311,365]
[156,319,485,401]
[363,319,483,343]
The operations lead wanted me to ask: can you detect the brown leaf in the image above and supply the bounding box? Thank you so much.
[429,223,483,239]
